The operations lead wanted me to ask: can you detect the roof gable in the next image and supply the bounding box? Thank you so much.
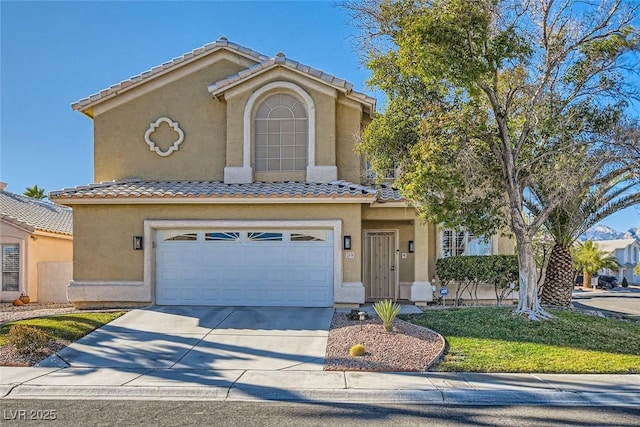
[0,190,72,236]
[208,52,375,116]
[72,37,269,116]
[72,38,375,118]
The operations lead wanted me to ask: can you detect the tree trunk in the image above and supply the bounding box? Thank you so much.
[583,271,593,288]
[515,235,553,320]
[540,244,574,307]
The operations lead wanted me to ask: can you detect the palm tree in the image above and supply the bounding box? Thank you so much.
[572,240,618,288]
[24,185,46,200]
[529,173,640,306]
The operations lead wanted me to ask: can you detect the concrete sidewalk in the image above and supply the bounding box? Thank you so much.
[1,367,638,406]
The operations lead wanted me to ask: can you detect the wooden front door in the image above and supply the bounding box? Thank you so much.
[364,230,398,300]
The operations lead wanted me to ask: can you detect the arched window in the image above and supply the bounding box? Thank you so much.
[254,93,308,172]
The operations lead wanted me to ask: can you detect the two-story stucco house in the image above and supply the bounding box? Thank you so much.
[596,239,640,285]
[50,38,514,309]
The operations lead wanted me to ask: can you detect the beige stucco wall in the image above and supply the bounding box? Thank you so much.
[222,68,344,179]
[496,233,517,255]
[0,221,72,302]
[93,55,250,182]
[72,203,364,284]
[336,98,364,184]
[28,233,73,302]
[37,261,73,303]
[92,54,368,185]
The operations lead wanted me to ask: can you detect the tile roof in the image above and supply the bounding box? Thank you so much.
[593,239,639,254]
[72,37,270,112]
[72,37,375,116]
[0,190,73,235]
[49,179,380,202]
[208,52,376,111]
[376,184,404,202]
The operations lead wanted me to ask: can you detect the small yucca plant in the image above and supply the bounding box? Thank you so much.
[373,299,401,332]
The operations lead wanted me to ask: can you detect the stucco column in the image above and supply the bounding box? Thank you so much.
[224,93,252,183]
[410,221,433,305]
[335,204,364,305]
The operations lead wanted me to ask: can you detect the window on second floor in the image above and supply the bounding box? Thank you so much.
[254,93,308,172]
[441,229,491,258]
[365,160,398,182]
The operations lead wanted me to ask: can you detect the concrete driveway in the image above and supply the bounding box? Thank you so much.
[44,306,333,371]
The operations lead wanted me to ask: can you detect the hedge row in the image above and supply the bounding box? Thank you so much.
[436,255,519,305]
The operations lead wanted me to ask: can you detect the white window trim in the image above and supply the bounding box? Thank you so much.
[1,243,21,292]
[439,228,492,258]
[254,93,308,172]
[224,82,316,184]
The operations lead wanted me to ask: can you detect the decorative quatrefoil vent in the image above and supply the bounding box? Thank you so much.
[144,117,185,157]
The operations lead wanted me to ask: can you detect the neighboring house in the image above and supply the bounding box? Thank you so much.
[596,239,640,285]
[50,38,514,309]
[0,183,73,303]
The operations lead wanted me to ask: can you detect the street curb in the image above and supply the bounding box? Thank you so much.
[4,385,640,406]
[5,385,230,401]
[441,390,640,406]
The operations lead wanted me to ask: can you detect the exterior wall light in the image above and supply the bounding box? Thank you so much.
[408,240,414,253]
[133,236,144,250]
[343,235,352,250]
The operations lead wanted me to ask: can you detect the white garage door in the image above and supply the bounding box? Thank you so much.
[155,229,334,306]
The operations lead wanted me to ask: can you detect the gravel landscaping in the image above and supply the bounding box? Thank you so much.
[323,312,445,372]
[1,303,77,324]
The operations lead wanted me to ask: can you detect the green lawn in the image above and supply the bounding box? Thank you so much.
[0,312,124,346]
[404,307,640,373]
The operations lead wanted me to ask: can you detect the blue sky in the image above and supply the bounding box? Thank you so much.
[1,1,638,232]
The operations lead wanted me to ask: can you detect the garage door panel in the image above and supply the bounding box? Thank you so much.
[156,229,334,306]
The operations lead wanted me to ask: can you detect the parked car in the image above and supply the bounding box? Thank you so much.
[597,275,619,289]
[574,275,618,289]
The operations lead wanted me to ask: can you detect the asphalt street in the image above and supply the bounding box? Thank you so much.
[572,285,640,320]
[2,400,639,427]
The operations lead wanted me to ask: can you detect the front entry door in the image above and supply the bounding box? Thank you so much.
[364,230,398,300]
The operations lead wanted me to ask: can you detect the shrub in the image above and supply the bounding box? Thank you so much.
[346,309,370,321]
[621,277,629,288]
[373,300,401,332]
[7,325,53,354]
[349,344,366,357]
[436,255,519,305]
